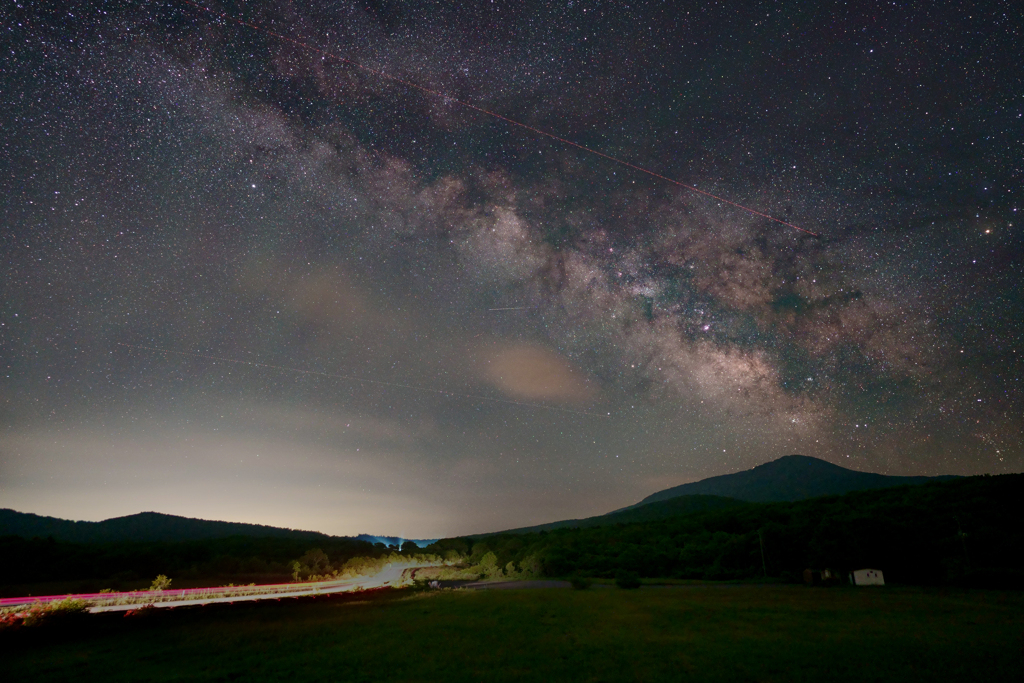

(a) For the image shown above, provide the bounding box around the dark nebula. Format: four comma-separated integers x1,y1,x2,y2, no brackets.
1,1,1020,536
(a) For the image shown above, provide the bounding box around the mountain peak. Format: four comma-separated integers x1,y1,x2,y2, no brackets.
636,455,956,506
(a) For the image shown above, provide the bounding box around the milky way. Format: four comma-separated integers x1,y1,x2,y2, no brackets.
1,1,1021,536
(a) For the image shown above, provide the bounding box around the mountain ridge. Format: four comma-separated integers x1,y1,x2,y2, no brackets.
630,454,959,507
0,509,435,546
482,454,960,536
2,456,960,543
482,494,746,536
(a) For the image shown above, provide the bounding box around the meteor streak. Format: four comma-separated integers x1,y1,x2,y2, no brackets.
117,343,608,417
179,1,818,237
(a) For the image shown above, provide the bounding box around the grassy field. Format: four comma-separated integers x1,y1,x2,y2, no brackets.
3,584,1022,682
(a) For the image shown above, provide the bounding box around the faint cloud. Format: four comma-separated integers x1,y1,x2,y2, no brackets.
236,258,403,336
477,342,598,404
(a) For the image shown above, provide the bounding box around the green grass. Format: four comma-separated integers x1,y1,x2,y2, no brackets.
3,585,1022,682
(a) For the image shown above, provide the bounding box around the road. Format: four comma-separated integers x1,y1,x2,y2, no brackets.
6,562,441,614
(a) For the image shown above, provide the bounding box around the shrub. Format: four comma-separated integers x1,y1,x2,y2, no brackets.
1,598,89,629
519,554,542,578
149,574,172,591
124,604,158,618
570,575,592,590
615,570,641,589
47,597,89,614
0,611,22,631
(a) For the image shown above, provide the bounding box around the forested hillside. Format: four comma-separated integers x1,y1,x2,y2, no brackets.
488,495,746,535
430,474,1024,587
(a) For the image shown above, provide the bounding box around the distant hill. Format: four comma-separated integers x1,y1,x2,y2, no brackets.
0,509,439,546
0,509,333,544
631,454,959,507
355,534,440,547
0,509,440,547
487,495,746,536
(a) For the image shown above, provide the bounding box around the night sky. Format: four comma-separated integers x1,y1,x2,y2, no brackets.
2,1,1021,538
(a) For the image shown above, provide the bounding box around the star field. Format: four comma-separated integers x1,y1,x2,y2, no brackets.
1,0,1021,537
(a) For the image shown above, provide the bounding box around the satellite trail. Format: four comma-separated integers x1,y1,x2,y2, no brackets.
118,343,609,417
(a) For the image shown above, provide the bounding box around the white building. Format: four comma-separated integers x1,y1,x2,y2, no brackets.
850,568,885,586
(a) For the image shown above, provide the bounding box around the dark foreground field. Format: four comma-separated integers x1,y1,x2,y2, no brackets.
4,585,1022,682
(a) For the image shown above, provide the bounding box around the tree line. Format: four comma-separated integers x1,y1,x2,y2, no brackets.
423,474,1024,587
0,535,410,592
